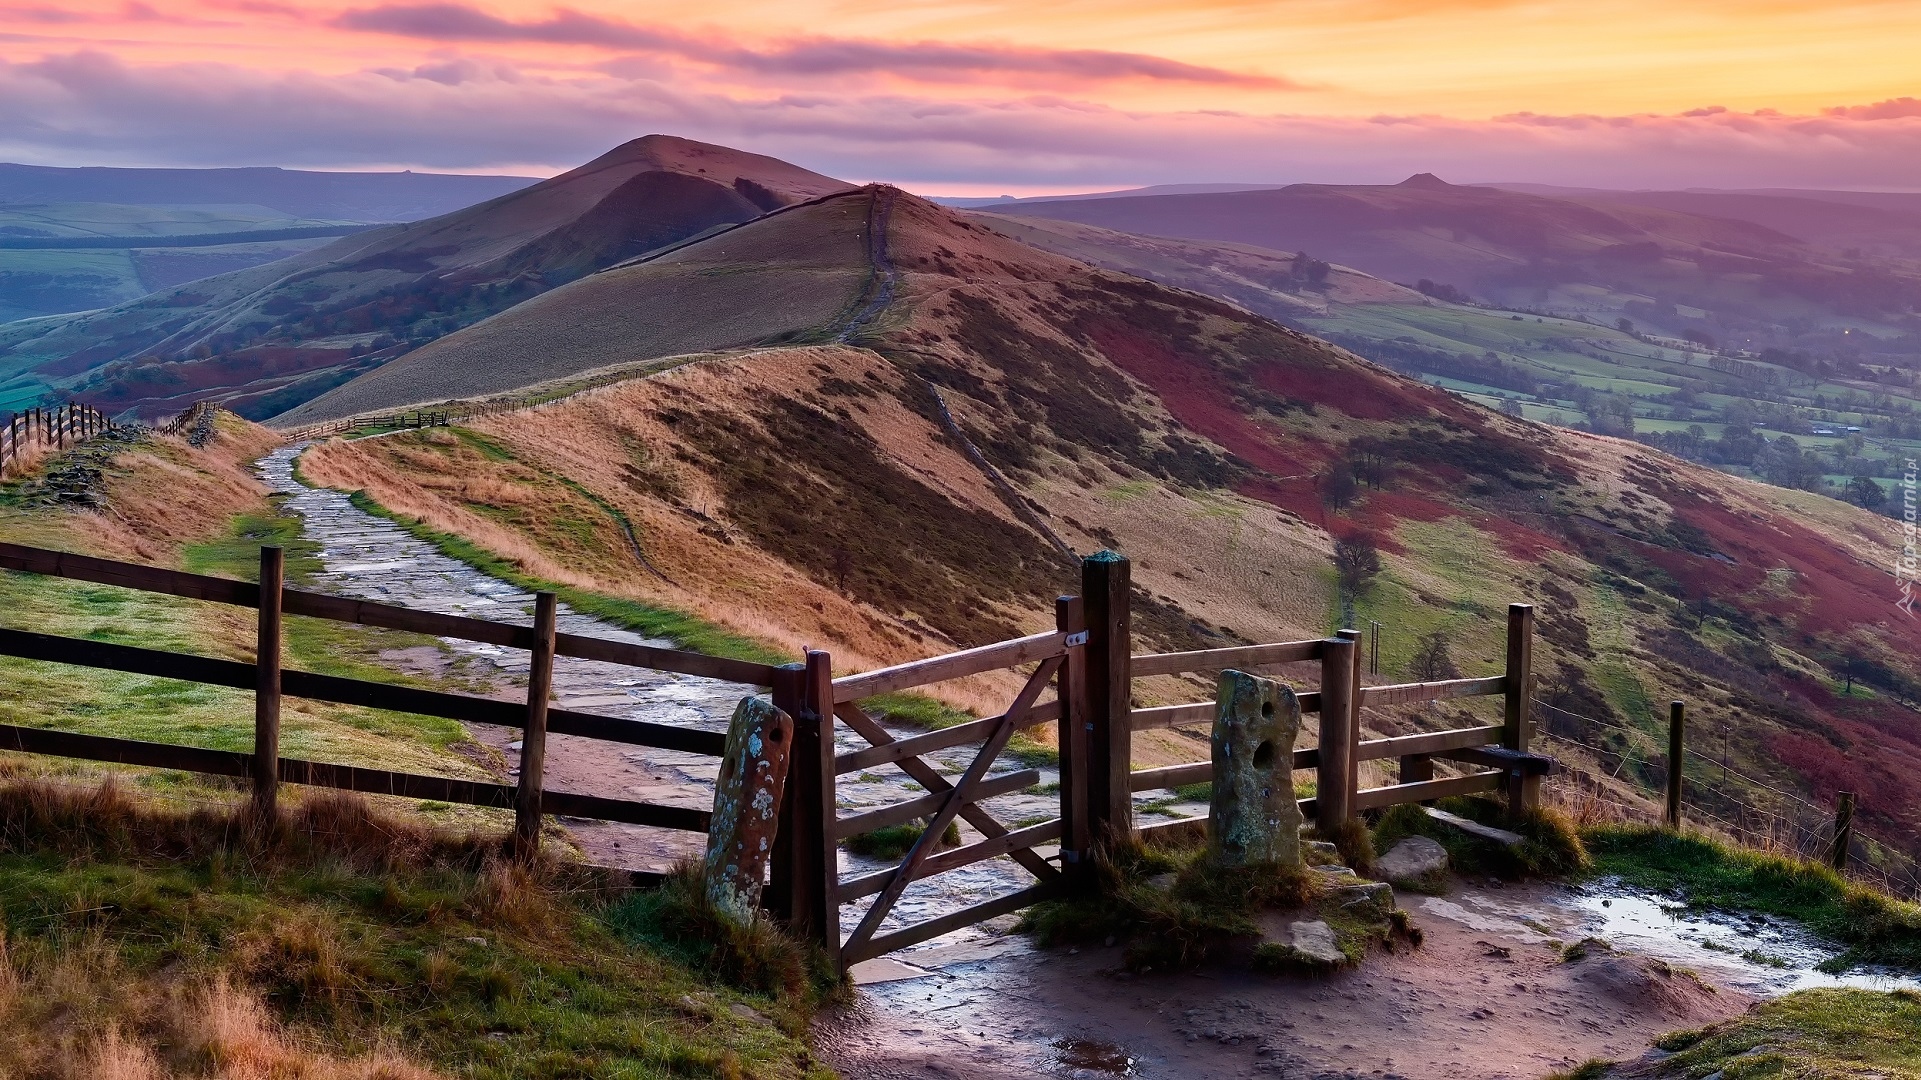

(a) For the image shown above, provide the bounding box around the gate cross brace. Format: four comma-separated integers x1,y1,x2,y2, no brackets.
841,656,1062,959
831,703,1062,884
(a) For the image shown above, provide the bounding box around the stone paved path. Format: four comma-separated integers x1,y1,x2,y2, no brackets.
257,442,1062,935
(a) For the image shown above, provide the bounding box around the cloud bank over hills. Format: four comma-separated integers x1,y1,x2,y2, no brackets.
3,47,1920,191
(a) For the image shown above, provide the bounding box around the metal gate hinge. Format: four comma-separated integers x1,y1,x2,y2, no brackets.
1063,631,1089,647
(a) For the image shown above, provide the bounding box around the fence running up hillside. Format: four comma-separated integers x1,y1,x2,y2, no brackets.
0,403,118,479
1536,699,1921,902
0,540,780,857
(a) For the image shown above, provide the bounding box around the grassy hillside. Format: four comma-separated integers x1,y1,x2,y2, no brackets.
983,207,1921,515
286,191,1917,848
276,190,877,424
0,137,851,421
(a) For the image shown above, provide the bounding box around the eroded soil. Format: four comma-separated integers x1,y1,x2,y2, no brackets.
816,881,1749,1080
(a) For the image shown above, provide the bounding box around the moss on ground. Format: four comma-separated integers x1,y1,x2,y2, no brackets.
1625,988,1921,1079
1586,825,1921,972
1012,835,1411,973
1371,796,1588,880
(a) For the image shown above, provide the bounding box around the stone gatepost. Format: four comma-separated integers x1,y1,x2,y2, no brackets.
1209,669,1304,867
703,697,794,923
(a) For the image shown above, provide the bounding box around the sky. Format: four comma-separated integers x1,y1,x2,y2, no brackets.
3,0,1920,192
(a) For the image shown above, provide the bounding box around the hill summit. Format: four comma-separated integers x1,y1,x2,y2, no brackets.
0,135,850,420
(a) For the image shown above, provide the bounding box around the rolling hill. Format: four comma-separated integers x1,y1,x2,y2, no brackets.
276,188,880,422
0,162,537,221
285,184,1918,858
988,175,1921,343
0,136,850,419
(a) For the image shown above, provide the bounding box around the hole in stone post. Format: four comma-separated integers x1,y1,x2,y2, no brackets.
768,726,786,744
1262,701,1275,718
1253,740,1275,769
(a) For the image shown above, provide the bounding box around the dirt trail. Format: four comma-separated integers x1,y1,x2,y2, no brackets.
815,881,1751,1080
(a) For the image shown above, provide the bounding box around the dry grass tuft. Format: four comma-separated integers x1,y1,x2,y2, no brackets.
0,777,509,874
79,1026,164,1080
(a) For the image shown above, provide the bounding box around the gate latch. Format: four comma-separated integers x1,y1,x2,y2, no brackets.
1063,631,1089,647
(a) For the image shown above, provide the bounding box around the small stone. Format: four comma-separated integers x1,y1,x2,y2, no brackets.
1287,920,1347,966
1375,836,1449,885
1334,881,1396,919
1313,865,1358,878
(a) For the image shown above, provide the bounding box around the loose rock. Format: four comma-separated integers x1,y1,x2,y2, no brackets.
1375,836,1449,885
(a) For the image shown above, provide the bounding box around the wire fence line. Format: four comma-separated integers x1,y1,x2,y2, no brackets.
1530,697,1921,903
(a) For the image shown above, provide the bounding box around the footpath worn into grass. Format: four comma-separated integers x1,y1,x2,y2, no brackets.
0,779,835,1080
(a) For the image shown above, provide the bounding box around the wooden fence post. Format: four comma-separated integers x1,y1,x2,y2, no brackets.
252,546,284,819
767,652,836,954
1665,700,1685,829
1503,603,1537,821
766,661,805,923
1055,594,1091,889
804,650,838,962
1316,635,1357,827
513,592,558,858
1830,791,1856,872
1082,551,1132,846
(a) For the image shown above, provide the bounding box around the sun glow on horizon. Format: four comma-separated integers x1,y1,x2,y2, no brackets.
1,0,1917,186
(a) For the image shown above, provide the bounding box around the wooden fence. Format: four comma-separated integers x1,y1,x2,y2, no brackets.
0,402,118,479
1076,555,1545,847
0,540,781,856
283,398,541,442
758,553,1548,969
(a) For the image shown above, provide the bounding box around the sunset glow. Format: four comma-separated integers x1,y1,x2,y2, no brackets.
4,0,1919,187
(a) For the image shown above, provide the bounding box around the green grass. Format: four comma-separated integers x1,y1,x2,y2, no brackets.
0,779,833,1079
857,692,974,729
1585,825,1921,971
1643,988,1921,1079
0,506,483,786
339,489,788,667
839,820,961,860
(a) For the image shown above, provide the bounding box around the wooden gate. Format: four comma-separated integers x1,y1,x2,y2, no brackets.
771,598,1089,971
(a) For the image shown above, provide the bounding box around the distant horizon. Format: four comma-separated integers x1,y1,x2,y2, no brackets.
5,154,1921,202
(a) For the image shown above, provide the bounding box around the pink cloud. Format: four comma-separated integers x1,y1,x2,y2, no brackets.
329,3,1303,88
2,49,1919,192
1828,97,1921,120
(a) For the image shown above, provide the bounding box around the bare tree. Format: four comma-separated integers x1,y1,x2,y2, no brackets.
1407,630,1461,682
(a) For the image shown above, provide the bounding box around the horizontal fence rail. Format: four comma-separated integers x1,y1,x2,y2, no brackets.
830,629,1068,702
0,542,779,687
0,541,761,844
1119,601,1548,829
